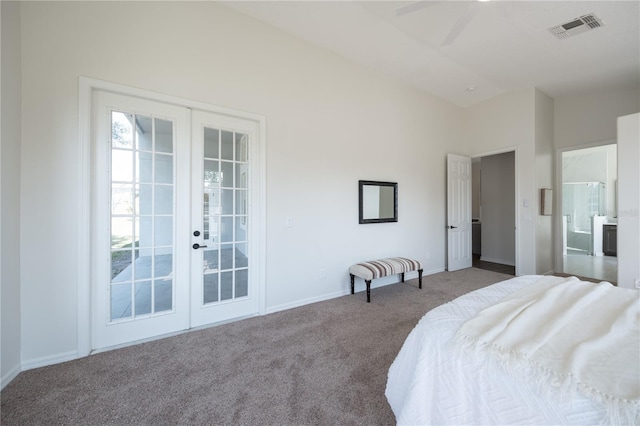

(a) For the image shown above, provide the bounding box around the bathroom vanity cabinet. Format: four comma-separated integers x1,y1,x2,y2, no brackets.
603,224,617,256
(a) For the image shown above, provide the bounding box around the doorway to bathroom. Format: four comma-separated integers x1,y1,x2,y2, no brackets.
560,144,618,283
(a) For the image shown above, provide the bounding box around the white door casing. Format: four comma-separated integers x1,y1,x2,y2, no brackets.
447,154,473,271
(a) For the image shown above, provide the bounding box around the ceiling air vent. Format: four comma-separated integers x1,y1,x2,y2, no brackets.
549,13,604,39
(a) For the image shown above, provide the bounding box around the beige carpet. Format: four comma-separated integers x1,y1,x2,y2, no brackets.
1,268,511,425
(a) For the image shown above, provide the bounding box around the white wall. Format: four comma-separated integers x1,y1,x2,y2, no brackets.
471,160,481,255
471,161,480,219
606,145,617,219
480,152,515,266
554,88,640,150
562,144,617,219
18,2,463,365
553,88,639,272
465,88,555,274
464,89,537,275
617,113,640,289
1,0,22,388
534,89,554,275
563,146,612,182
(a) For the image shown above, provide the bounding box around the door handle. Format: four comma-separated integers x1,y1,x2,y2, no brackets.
192,243,208,250
447,225,458,229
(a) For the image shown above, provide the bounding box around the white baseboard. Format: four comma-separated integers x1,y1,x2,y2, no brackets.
479,256,515,267
266,268,445,315
0,353,65,390
21,350,78,372
1,363,21,391
11,268,448,376
266,290,349,315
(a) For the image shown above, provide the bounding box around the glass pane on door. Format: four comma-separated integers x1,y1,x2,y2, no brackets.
201,127,250,305
110,111,175,321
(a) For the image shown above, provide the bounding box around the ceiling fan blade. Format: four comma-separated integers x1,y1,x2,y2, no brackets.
396,1,442,17
441,2,479,46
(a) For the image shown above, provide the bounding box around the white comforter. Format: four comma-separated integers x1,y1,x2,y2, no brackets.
385,275,638,425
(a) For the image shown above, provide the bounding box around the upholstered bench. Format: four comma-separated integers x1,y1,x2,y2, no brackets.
349,257,423,302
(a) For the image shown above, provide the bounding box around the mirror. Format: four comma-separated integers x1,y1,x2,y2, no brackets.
359,180,398,224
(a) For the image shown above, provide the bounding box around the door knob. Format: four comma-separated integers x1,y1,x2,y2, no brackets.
192,243,208,250
193,230,200,237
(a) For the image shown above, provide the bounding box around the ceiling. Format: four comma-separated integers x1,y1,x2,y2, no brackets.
224,1,640,107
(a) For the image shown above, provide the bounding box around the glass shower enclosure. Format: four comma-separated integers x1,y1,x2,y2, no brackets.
563,182,605,254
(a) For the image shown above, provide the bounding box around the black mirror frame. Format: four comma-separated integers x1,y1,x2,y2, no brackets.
358,180,398,224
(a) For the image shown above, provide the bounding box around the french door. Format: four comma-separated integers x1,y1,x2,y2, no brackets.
92,91,261,350
190,110,260,328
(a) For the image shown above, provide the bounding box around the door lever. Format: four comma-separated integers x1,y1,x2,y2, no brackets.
192,243,208,250
447,225,458,229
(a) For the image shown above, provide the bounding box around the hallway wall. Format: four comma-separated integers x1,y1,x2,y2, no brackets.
480,152,515,266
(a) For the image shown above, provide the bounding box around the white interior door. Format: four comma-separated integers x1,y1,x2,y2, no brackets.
92,91,191,350
447,154,473,271
190,110,260,327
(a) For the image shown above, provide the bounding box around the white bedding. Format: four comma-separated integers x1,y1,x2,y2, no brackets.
385,275,638,425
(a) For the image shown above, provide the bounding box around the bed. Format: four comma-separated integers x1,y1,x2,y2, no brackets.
385,275,640,425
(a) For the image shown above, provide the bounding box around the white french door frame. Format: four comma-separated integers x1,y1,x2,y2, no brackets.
78,77,266,356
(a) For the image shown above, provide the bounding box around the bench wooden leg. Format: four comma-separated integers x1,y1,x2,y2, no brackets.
418,269,423,289
350,274,355,294
366,280,371,303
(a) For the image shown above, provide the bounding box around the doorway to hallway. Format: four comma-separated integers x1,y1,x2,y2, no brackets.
470,151,516,276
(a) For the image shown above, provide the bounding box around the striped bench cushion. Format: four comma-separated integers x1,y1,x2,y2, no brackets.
349,257,422,281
